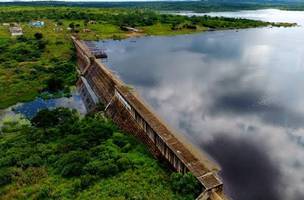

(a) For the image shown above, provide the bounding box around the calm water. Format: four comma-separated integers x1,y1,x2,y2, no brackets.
0,92,86,122
98,9,304,200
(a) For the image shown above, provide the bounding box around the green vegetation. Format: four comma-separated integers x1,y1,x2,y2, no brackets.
0,108,200,199
0,6,294,109
0,33,76,109
0,6,293,38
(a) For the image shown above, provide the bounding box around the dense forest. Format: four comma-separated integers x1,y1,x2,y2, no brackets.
0,108,201,199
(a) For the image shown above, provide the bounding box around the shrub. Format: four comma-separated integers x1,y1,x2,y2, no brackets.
69,22,75,29
57,135,89,152
117,157,132,171
170,172,201,197
31,108,78,129
34,32,43,40
57,21,63,26
14,167,47,186
112,132,128,148
45,77,64,92
22,154,43,168
31,109,60,128
36,184,53,200
16,35,28,42
0,168,13,186
37,40,47,50
84,160,119,177
80,175,97,189
54,151,88,177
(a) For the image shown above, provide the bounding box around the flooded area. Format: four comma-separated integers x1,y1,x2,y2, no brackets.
0,92,86,122
97,9,304,200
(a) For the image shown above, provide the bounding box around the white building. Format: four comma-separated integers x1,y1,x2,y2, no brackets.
9,26,23,36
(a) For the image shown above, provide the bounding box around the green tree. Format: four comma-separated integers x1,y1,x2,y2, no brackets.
31,108,78,129
55,151,89,177
34,32,43,40
45,77,64,92
69,22,75,29
0,168,13,186
31,109,60,128
171,172,201,197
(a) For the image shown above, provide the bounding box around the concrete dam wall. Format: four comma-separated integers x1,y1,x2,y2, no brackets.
72,36,229,200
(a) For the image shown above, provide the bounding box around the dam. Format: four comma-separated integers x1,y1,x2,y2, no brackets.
72,36,228,200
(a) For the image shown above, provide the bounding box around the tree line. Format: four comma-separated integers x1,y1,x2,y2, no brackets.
0,7,286,29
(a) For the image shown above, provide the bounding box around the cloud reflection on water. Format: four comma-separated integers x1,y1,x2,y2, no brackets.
101,10,304,200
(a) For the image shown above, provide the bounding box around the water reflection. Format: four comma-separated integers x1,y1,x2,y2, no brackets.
178,9,304,26
0,92,86,121
98,10,304,200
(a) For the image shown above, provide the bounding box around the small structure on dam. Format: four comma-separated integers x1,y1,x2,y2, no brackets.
84,41,108,59
72,36,229,200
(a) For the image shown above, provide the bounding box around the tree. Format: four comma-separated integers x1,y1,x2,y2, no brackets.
69,22,75,29
55,151,89,177
31,109,60,128
16,35,28,42
57,21,63,26
45,77,64,92
37,40,46,50
31,108,78,129
0,168,13,186
34,32,43,40
170,172,201,197
84,19,89,27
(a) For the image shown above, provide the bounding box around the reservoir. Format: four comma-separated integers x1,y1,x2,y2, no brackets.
98,9,304,200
